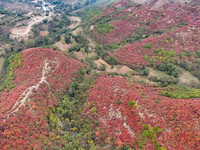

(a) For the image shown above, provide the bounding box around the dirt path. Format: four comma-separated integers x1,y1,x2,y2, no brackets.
72,27,83,35
5,58,59,120
10,11,53,41
85,34,96,51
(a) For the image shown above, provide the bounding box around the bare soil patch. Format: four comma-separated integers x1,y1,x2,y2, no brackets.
31,0,38,3
63,0,78,5
68,16,82,29
40,30,49,36
0,15,5,20
10,13,52,41
94,58,111,68
0,58,4,73
54,41,72,51
178,68,200,87
72,27,83,35
94,58,133,74
148,67,200,87
90,25,94,31
74,51,85,60
117,66,133,75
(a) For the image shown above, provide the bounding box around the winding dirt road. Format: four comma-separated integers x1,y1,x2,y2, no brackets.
10,10,53,41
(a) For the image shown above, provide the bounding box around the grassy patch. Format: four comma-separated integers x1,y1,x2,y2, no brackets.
160,86,200,99
0,52,23,92
143,43,152,49
137,124,166,149
95,23,114,34
0,57,5,72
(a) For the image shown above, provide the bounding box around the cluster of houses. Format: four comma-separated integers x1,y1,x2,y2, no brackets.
31,0,51,13
42,3,51,12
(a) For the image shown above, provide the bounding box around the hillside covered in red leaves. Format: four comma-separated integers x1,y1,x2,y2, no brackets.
113,22,200,66
87,75,200,149
89,0,200,45
0,49,84,149
88,0,200,68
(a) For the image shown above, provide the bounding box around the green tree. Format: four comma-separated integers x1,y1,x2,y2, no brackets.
25,39,36,48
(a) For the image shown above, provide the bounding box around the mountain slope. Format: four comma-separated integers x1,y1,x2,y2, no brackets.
113,22,200,66
87,75,200,149
88,0,199,44
0,48,84,149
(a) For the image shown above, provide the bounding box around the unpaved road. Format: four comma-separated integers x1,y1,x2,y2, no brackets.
10,12,53,41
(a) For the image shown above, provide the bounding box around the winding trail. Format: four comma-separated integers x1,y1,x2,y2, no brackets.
5,58,59,120
10,7,54,41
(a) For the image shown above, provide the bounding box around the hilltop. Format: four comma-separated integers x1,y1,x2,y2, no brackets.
0,48,83,149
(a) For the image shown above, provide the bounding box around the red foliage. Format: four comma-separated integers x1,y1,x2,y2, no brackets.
87,75,200,149
146,4,197,32
90,20,136,44
0,48,84,149
113,22,200,66
90,1,200,45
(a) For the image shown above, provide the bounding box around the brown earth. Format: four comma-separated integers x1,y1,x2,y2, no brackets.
54,41,72,51
68,16,82,29
74,51,85,60
40,31,49,36
117,66,133,74
10,13,53,41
